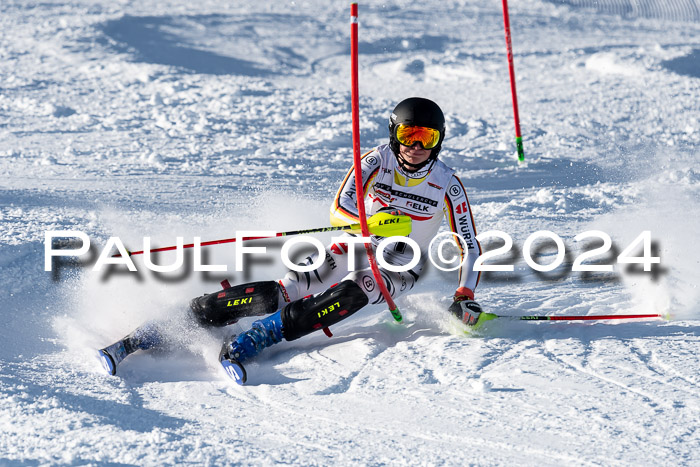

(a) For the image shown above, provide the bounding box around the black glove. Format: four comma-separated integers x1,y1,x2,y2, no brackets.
448,299,482,326
377,206,404,216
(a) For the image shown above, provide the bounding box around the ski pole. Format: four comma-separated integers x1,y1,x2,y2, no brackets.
501,0,524,161
350,2,402,323
114,212,411,257
483,313,667,322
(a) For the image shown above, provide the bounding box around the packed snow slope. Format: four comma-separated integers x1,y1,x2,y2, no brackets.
1,0,699,464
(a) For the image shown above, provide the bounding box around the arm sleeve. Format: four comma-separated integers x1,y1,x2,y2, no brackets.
330,150,381,226
443,174,481,297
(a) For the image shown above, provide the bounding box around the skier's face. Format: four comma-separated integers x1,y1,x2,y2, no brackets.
398,142,431,171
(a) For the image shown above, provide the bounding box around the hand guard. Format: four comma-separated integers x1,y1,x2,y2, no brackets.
448,299,482,326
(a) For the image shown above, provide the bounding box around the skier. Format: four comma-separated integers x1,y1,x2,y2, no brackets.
98,97,483,383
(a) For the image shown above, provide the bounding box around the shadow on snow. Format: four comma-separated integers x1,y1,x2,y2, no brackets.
100,15,268,76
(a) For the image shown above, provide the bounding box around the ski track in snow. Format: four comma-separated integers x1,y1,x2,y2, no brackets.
1,0,699,464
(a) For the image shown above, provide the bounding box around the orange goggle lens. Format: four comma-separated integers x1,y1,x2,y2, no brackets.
395,124,441,150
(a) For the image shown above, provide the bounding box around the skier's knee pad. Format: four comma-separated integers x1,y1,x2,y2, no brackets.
189,281,280,327
280,280,369,341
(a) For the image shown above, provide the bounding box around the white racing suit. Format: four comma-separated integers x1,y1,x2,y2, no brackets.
107,146,482,373
277,143,481,306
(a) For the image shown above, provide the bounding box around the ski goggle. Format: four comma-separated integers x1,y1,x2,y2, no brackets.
394,124,441,150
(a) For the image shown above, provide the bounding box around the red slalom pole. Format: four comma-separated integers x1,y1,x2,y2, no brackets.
501,0,525,161
350,3,402,322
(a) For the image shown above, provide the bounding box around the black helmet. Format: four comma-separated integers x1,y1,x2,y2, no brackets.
389,97,445,172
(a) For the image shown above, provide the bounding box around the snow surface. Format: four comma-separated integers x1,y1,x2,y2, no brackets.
1,0,699,464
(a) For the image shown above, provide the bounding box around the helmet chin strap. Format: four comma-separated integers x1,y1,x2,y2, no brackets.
397,152,437,175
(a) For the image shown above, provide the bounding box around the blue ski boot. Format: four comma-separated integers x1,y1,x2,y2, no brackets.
219,311,284,385
97,322,164,375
